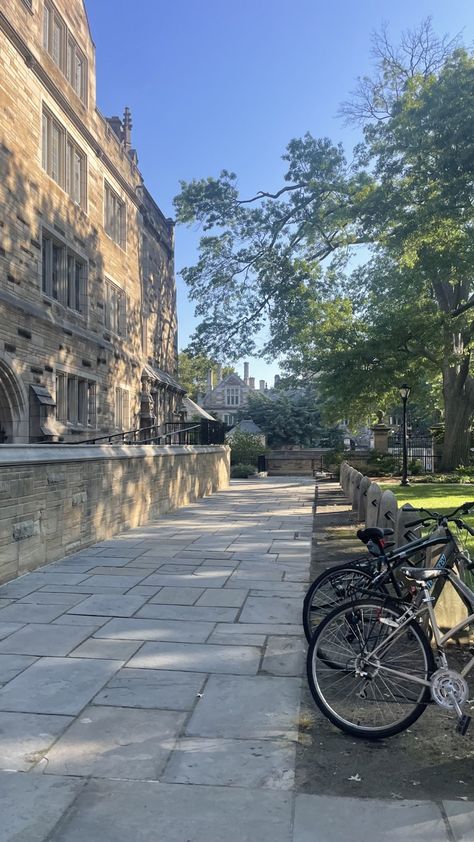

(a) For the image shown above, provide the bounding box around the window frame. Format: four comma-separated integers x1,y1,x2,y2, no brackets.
56,369,97,428
41,228,87,315
225,386,240,407
114,386,130,431
105,278,127,337
43,1,88,104
104,182,126,249
42,106,88,210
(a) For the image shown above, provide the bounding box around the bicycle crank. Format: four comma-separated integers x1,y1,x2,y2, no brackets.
430,669,471,735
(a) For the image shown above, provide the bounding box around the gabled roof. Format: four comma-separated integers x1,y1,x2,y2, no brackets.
216,372,247,388
183,396,214,420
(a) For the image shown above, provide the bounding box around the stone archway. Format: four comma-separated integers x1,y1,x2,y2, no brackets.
0,355,28,443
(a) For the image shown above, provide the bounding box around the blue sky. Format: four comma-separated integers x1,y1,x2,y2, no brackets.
86,0,473,385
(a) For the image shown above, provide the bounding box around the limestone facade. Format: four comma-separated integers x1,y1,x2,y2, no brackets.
0,0,182,443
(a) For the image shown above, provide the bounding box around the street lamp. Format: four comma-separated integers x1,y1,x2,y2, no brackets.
399,384,411,486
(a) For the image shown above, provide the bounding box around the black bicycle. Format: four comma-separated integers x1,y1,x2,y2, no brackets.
303,503,474,641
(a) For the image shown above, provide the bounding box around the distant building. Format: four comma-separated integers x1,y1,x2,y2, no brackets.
0,0,182,442
226,418,266,446
199,361,278,426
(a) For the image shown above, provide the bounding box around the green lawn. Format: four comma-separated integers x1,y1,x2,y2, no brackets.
380,483,474,554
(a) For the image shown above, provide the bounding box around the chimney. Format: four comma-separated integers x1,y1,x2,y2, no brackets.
216,364,222,383
123,107,132,152
106,116,123,141
274,374,280,387
249,377,255,390
243,362,249,385
259,380,266,392
207,368,214,392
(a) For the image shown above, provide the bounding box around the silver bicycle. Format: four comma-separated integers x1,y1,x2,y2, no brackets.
306,537,474,739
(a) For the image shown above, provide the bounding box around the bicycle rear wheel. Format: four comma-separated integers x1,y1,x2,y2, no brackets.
303,564,384,642
307,599,434,739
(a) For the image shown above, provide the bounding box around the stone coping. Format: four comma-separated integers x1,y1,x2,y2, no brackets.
0,444,230,467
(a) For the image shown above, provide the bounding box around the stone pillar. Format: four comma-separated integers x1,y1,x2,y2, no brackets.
371,412,390,453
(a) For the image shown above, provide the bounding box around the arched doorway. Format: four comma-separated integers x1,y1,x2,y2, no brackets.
0,355,28,443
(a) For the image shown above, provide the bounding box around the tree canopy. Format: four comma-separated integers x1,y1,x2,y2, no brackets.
177,351,235,401
174,22,474,468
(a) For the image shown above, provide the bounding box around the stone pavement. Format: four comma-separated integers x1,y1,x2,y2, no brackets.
0,477,472,841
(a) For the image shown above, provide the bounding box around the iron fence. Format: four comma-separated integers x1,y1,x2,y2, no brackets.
69,419,227,446
387,434,435,473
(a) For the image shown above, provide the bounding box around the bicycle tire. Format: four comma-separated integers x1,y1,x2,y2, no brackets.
306,598,434,739
303,563,386,642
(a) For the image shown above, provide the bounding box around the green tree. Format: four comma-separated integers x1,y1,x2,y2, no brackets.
174,24,474,469
242,388,324,447
227,430,265,466
177,351,234,401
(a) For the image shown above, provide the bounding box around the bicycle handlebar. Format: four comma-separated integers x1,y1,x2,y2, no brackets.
403,502,474,528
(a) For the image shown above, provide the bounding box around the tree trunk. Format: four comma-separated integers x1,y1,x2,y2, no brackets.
440,364,474,471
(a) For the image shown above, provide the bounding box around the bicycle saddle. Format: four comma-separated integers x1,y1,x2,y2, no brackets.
357,527,394,544
401,567,447,581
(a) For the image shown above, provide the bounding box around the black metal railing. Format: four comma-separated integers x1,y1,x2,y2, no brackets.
70,419,227,446
387,434,435,473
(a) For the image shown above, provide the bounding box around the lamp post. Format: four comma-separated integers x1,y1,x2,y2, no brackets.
399,384,411,486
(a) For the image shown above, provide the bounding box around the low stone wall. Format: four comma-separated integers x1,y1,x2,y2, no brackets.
267,449,330,476
0,444,230,584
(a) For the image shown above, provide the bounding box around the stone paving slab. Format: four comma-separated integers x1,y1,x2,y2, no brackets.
162,737,296,789
0,653,37,684
68,638,142,661
149,586,203,604
67,594,149,616
0,771,84,842
0,711,73,770
186,674,301,738
17,592,89,606
141,572,231,588
52,614,110,628
0,621,25,639
293,795,450,841
128,641,261,675
42,705,186,780
0,623,98,656
0,657,120,714
93,667,206,710
48,779,293,842
215,622,303,636
94,617,215,643
196,588,248,607
134,603,238,623
239,596,302,625
443,801,474,842
261,636,305,676
0,604,65,623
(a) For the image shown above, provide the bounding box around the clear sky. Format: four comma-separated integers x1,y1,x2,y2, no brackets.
86,0,473,386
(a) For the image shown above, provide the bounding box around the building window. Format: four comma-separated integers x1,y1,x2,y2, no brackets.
225,387,240,406
104,183,126,248
66,36,86,101
105,278,126,336
42,232,86,313
115,387,130,430
43,1,87,103
42,107,87,208
56,371,96,427
66,138,86,207
224,414,236,426
42,108,65,188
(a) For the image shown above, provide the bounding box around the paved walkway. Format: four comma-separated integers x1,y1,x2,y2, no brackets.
0,478,471,841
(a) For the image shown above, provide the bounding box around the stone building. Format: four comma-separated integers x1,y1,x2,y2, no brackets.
200,362,276,426
0,0,182,443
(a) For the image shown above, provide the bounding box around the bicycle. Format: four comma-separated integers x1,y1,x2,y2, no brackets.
302,502,474,641
306,514,474,740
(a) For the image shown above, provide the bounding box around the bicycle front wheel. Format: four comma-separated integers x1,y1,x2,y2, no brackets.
303,564,383,642
307,599,434,739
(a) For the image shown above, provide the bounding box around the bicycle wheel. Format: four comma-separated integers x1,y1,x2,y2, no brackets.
303,564,384,642
307,599,434,739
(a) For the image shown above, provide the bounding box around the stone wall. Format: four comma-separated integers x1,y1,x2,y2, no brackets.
0,444,230,583
267,449,330,476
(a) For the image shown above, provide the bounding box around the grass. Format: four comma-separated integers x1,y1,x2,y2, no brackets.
380,483,474,554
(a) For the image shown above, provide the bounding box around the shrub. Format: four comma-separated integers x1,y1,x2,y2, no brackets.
230,463,258,478
227,430,266,466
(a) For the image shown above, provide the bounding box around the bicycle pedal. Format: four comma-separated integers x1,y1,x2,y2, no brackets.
456,714,471,736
